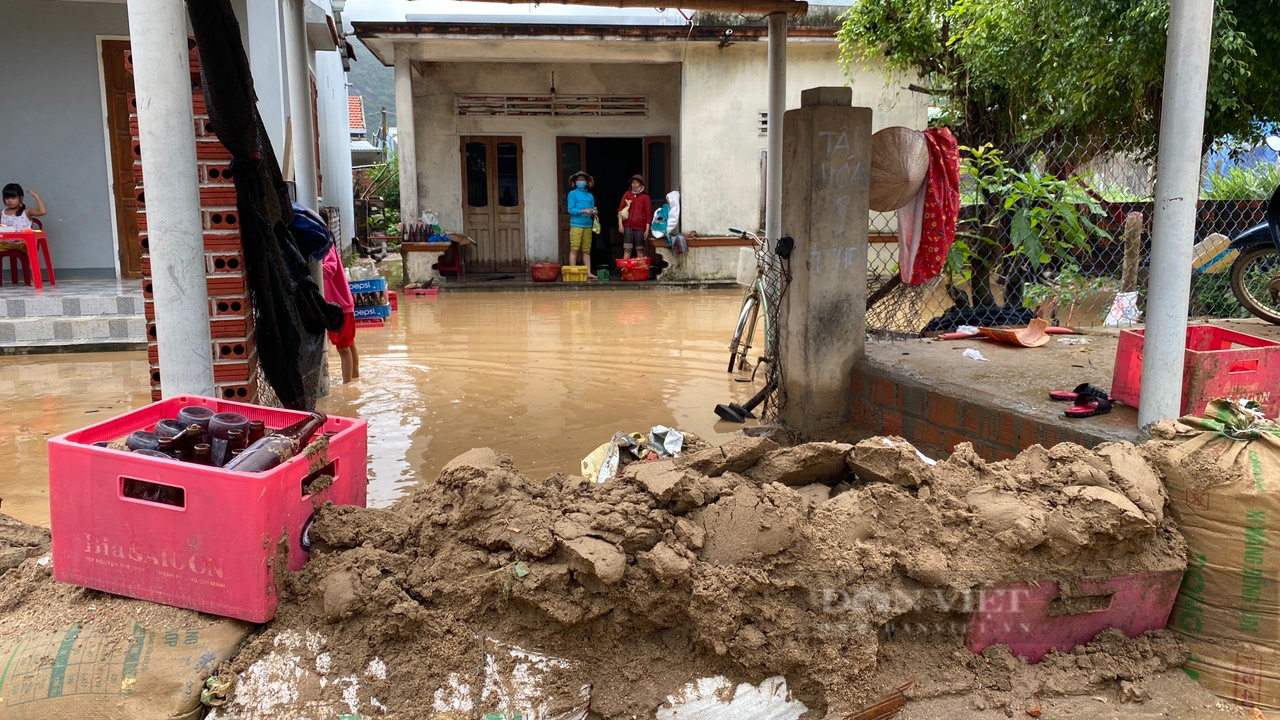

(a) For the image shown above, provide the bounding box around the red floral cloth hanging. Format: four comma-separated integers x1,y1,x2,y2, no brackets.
901,127,960,286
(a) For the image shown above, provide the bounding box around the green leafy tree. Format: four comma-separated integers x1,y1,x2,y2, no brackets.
839,0,1278,161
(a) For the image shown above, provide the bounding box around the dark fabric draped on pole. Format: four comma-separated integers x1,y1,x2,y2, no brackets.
187,0,342,410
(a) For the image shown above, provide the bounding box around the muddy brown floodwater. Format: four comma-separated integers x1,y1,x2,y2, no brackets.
0,288,760,527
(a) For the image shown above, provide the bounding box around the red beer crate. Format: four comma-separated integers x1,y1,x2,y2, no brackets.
1111,325,1280,417
48,396,368,623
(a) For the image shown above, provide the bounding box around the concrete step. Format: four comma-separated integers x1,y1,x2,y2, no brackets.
0,294,146,319
0,315,147,346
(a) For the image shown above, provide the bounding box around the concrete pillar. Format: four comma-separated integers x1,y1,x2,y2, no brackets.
246,0,289,165
1138,0,1216,429
765,13,786,242
778,88,871,433
394,47,420,223
284,0,318,208
127,0,214,397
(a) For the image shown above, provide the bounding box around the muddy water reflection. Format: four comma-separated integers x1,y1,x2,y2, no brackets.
322,289,758,508
0,352,153,527
0,289,759,526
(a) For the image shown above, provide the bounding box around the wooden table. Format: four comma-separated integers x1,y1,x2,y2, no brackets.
0,229,49,290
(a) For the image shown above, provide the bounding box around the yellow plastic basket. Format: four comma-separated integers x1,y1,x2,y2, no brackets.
561,265,589,283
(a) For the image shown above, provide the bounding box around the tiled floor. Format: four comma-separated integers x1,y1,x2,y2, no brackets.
0,278,146,349
0,278,142,300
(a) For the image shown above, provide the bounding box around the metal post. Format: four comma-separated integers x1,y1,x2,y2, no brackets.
1138,0,1216,429
765,12,786,242
127,0,213,397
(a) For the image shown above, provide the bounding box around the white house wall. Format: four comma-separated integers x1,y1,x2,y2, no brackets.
0,0,130,275
413,61,681,264
247,0,291,164
680,42,929,236
316,50,357,245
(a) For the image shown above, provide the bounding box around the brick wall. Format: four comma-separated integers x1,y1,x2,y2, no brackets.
849,363,1127,461
127,42,258,403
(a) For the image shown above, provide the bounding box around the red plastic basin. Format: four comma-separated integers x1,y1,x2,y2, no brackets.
531,263,562,282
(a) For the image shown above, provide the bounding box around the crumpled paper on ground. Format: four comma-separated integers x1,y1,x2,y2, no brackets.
648,426,685,458
582,427,688,483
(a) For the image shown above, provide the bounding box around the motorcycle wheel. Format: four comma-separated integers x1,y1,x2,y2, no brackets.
1229,246,1280,325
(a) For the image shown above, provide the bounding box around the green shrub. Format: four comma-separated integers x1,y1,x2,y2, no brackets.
1203,163,1280,201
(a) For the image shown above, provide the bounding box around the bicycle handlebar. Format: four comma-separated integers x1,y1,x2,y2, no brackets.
728,227,765,248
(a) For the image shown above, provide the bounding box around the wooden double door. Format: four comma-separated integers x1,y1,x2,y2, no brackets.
460,136,526,273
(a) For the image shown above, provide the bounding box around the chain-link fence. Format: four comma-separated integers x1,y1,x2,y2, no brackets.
866,137,1279,337
760,236,791,422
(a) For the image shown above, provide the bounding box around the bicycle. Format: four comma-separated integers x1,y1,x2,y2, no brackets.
726,227,774,375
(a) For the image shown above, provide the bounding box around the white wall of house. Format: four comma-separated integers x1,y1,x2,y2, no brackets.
0,0,130,275
680,42,929,236
413,61,681,264
316,50,357,245
0,0,350,277
246,0,291,165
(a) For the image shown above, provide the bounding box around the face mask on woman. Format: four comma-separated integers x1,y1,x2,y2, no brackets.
576,181,587,189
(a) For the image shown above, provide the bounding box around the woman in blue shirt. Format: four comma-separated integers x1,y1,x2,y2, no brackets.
566,171,597,272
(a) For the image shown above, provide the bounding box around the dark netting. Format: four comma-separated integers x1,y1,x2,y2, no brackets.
188,0,342,410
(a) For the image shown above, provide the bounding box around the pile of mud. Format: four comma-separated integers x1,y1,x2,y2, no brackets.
221,437,1188,718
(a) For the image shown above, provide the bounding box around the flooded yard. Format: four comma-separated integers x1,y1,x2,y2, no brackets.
0,288,759,527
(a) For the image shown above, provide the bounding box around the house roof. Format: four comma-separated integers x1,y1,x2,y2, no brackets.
457,0,807,16
355,21,834,39
354,21,837,65
349,96,366,132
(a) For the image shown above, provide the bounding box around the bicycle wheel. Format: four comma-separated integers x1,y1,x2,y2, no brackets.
1229,246,1280,325
728,295,760,373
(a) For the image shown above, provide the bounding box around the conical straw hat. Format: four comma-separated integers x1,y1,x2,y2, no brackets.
869,127,929,212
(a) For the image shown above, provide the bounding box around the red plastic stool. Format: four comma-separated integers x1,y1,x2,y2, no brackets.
433,241,465,280
0,250,30,285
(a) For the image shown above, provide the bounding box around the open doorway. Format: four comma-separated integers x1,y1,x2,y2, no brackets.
557,136,670,266
586,137,642,260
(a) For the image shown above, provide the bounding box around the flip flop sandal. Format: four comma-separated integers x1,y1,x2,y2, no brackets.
1065,395,1113,419
1049,383,1109,402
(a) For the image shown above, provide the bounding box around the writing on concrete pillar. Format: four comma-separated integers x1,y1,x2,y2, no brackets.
811,126,868,277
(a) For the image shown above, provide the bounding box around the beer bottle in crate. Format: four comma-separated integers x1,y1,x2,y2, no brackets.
178,406,215,443
247,420,266,444
209,412,251,467
223,412,327,473
126,431,161,452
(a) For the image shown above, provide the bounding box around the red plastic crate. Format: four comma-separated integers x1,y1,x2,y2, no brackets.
48,396,367,623
965,570,1182,663
1111,325,1280,417
621,266,650,282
